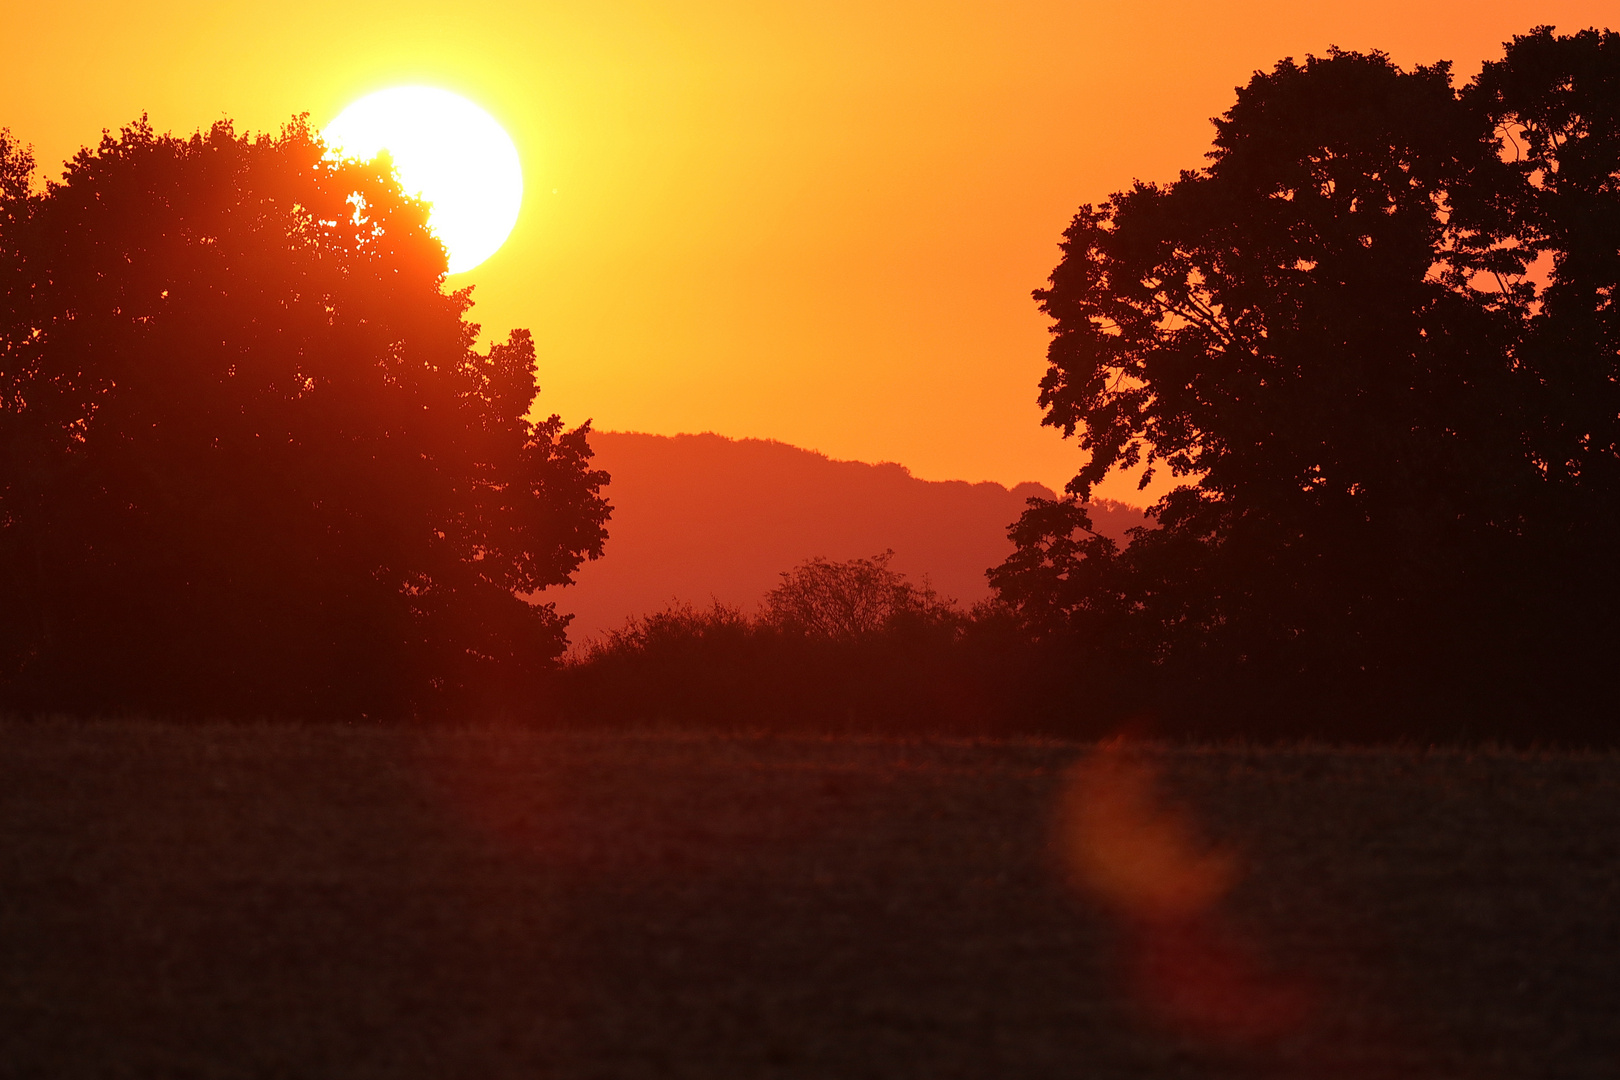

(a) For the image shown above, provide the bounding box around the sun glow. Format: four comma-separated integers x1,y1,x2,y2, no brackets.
323,87,523,275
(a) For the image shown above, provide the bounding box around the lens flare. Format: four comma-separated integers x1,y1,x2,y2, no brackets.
1056,740,1312,1047
1062,740,1236,920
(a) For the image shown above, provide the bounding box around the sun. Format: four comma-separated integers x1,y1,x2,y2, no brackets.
323,87,523,275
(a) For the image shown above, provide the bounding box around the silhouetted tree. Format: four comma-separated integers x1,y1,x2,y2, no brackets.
1469,28,1620,613
0,118,609,719
994,30,1620,730
761,551,956,640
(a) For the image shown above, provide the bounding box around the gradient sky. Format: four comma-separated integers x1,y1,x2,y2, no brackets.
7,2,1613,502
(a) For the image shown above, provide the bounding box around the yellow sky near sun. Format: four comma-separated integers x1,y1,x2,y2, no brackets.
6,1,1613,503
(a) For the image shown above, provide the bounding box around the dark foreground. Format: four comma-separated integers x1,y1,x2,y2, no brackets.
0,722,1615,1079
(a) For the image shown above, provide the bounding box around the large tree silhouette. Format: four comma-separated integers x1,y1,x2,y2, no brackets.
0,118,609,718
994,29,1620,726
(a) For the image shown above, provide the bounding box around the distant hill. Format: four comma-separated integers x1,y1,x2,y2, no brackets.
551,432,1148,641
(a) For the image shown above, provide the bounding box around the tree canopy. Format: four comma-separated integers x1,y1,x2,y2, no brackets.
993,28,1620,727
0,117,610,719
761,551,955,641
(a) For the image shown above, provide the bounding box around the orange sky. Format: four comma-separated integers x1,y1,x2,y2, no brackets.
6,2,1613,501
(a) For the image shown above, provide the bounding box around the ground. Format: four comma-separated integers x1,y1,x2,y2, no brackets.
0,721,1615,1078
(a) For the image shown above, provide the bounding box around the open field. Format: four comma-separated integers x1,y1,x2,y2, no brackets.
0,722,1616,1079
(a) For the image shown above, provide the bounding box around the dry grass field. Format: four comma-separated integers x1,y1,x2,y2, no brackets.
0,721,1615,1079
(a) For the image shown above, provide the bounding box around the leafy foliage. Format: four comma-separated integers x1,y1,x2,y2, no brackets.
760,550,957,640
0,118,609,718
994,31,1620,728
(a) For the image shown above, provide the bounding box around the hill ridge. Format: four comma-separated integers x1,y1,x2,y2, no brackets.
556,430,1146,639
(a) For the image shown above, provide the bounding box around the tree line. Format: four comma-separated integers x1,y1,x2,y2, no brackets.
3,26,1618,739
553,553,1101,737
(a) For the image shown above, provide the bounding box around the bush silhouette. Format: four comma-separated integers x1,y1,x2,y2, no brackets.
760,550,957,640
0,118,609,719
560,556,1107,737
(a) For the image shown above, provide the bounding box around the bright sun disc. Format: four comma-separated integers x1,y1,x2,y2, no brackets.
323,87,523,275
